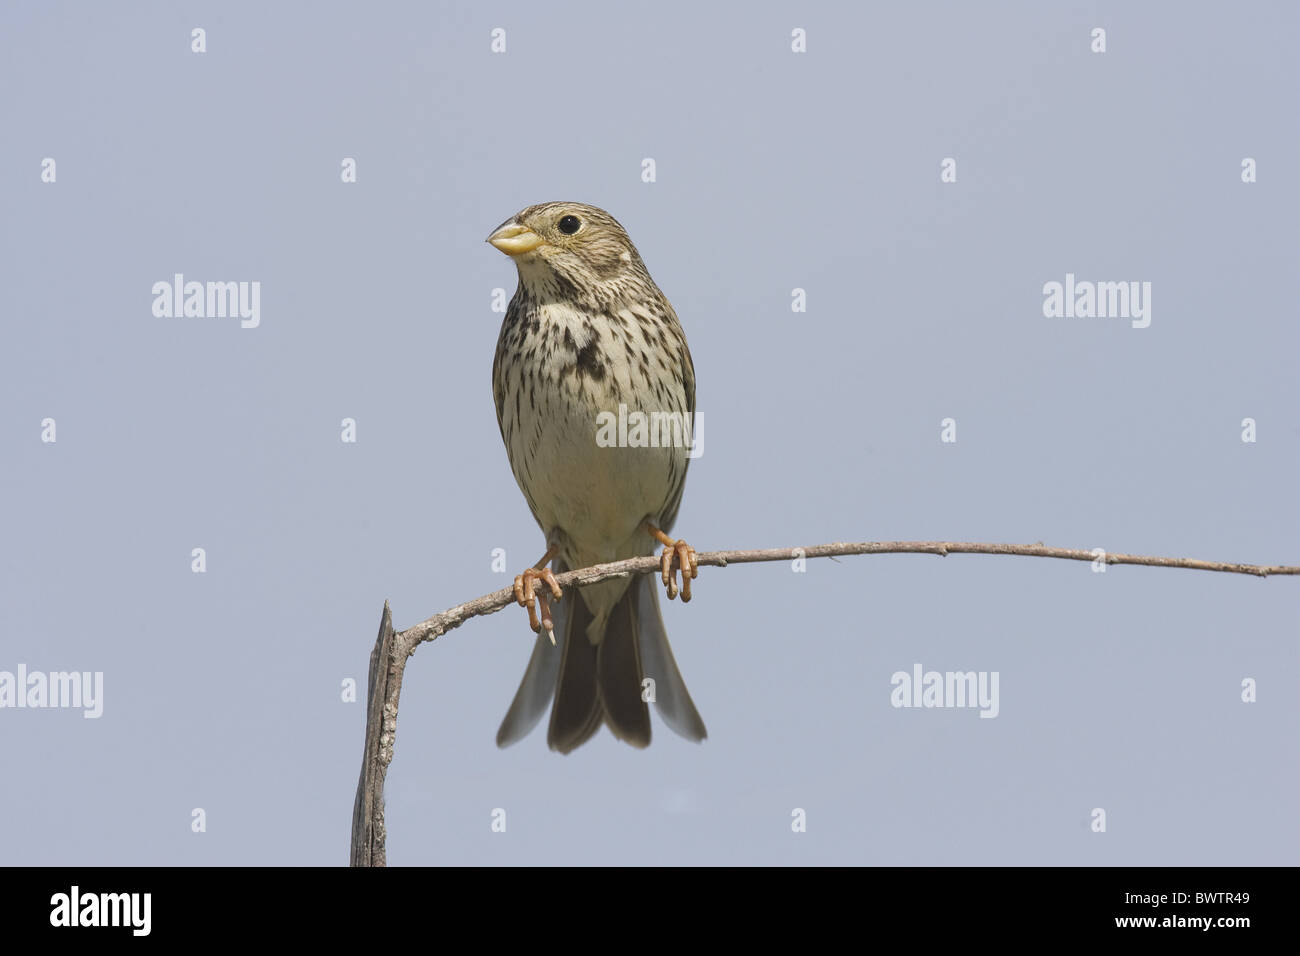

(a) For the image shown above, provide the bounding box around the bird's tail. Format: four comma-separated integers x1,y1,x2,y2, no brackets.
624,572,708,745
496,566,707,752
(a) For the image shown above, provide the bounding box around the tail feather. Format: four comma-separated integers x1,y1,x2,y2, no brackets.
547,590,603,753
633,573,707,742
497,566,706,752
596,586,651,748
496,561,574,748
496,630,565,748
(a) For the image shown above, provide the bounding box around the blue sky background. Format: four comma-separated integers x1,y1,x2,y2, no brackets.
1,1,1296,865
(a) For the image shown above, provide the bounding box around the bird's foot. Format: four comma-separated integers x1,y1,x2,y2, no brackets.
646,522,698,602
514,551,562,644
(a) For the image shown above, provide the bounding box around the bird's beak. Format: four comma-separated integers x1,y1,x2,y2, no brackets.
487,221,544,257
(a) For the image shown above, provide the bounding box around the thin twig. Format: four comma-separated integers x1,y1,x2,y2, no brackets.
349,539,1299,865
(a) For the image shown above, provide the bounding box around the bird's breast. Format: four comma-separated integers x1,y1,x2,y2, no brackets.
493,299,691,562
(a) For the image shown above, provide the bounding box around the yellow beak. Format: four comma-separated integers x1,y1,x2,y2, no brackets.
488,222,544,257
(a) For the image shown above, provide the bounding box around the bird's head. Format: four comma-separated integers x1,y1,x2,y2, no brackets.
487,201,649,303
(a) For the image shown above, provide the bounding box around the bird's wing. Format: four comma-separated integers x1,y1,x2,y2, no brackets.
657,301,695,534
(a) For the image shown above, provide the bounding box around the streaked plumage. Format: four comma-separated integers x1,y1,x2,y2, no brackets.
488,201,706,753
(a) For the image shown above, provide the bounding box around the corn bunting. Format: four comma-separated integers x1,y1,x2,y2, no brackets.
488,201,706,753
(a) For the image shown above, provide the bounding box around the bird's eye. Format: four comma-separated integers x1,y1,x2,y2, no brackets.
557,215,581,235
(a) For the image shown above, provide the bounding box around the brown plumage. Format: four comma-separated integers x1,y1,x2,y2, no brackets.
488,201,706,753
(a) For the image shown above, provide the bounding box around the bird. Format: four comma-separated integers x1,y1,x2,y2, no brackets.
488,201,707,753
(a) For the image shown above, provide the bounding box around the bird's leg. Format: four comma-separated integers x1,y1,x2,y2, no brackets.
513,546,563,644
645,522,698,602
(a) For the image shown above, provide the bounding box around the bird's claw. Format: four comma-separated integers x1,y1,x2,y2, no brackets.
514,566,563,643
645,521,698,602
658,539,698,602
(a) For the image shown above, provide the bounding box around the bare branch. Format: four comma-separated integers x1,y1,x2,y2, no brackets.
350,601,394,867
349,539,1299,865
